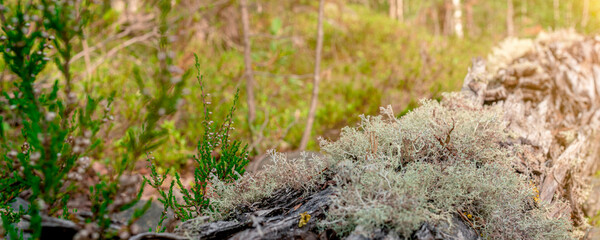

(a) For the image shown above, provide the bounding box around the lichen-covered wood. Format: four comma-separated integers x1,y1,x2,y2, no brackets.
168,31,600,240
9,30,599,240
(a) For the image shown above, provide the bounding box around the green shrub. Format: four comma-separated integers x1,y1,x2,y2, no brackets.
0,1,91,238
0,1,157,239
146,54,250,231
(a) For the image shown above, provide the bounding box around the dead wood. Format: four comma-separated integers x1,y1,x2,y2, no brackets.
463,30,600,228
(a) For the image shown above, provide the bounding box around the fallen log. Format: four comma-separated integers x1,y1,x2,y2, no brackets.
7,30,600,240
178,30,599,239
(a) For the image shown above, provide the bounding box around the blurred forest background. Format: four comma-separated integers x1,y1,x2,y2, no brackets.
1,0,600,238
2,0,600,168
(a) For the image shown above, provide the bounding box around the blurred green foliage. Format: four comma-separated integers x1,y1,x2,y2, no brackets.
0,0,597,237
2,0,599,199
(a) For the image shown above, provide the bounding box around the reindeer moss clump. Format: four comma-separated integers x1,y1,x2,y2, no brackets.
319,93,573,239
204,93,573,239
206,151,328,220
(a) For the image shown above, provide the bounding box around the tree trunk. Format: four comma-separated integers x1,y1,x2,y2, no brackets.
389,0,397,20
507,0,514,37
553,0,559,28
465,0,475,37
396,0,403,22
567,1,573,28
432,8,441,36
299,0,325,151
452,0,463,38
520,0,527,26
240,0,256,125
443,0,453,36
582,0,590,27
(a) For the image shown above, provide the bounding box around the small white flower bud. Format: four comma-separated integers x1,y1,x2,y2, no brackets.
170,76,181,84
8,150,17,158
157,52,166,60
45,111,56,121
167,65,183,74
30,151,41,161
72,146,82,154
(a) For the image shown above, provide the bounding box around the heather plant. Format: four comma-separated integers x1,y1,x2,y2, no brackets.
39,0,90,108
0,1,148,239
0,1,84,238
146,54,250,231
69,0,189,237
119,0,187,167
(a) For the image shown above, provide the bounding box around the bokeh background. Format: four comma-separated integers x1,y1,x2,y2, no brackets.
2,0,599,167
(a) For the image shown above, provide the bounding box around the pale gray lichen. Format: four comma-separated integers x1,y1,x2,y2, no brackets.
319,93,574,239
206,150,329,220
204,93,574,239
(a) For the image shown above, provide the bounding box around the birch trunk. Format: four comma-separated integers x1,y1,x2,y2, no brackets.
452,0,463,38
389,0,397,19
240,0,256,124
553,0,559,28
443,0,453,36
465,0,474,37
582,0,589,27
507,0,514,37
396,0,403,22
299,0,325,150
432,8,441,36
